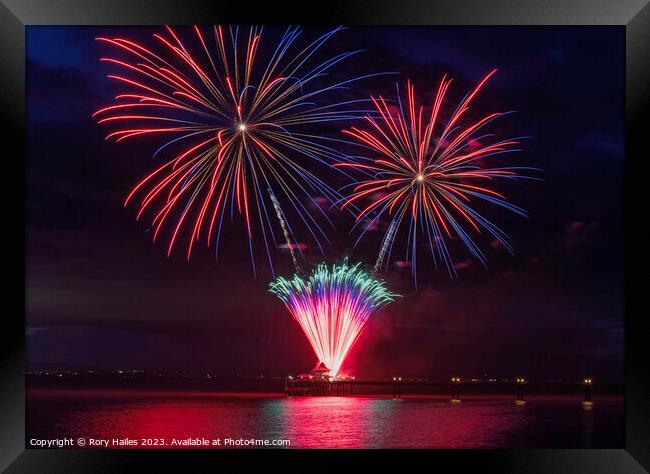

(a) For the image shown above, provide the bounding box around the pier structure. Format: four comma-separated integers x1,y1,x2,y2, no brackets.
284,362,354,396
515,377,527,401
583,378,593,401
450,377,462,401
284,373,596,402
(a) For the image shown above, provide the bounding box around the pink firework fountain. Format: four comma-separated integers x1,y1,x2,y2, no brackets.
269,259,397,376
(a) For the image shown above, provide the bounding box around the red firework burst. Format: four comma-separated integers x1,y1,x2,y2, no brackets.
94,26,374,274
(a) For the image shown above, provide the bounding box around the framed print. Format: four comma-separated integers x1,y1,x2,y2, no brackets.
2,0,649,471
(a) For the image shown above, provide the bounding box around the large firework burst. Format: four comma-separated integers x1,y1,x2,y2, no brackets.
269,259,396,376
94,26,376,274
337,70,533,282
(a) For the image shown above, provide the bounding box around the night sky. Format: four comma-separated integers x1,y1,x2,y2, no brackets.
26,26,624,382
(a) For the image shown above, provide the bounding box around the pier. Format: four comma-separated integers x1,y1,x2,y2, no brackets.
284,376,599,402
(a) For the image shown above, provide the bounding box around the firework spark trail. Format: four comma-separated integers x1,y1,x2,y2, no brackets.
269,188,300,273
269,259,396,376
94,25,382,274
374,216,399,273
336,70,536,283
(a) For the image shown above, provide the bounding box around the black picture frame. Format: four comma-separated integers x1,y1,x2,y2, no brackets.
2,0,648,471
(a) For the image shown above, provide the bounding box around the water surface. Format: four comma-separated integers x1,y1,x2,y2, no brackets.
27,390,624,448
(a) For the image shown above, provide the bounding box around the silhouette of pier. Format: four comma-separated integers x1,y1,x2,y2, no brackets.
284,376,598,402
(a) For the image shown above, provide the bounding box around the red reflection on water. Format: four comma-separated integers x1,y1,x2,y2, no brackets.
274,396,529,448
275,397,375,448
59,392,284,449
26,390,625,449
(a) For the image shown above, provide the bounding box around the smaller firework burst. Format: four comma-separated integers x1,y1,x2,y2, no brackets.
269,259,397,376
337,70,536,283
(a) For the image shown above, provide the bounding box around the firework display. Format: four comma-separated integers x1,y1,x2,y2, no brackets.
269,259,396,376
24,23,629,451
337,70,532,281
94,26,375,274
94,27,536,378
